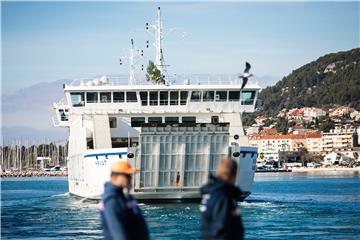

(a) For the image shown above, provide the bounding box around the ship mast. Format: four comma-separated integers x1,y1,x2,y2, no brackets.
119,38,143,85
154,7,166,76
146,7,168,83
129,39,136,85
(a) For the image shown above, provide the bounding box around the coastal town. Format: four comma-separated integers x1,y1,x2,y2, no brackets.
246,106,360,171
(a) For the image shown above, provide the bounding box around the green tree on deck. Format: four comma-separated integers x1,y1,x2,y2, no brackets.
146,60,165,85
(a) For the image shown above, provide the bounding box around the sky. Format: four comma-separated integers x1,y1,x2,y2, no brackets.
2,1,359,93
1,1,359,137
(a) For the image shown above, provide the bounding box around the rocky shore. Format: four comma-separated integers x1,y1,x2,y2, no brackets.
1,171,68,178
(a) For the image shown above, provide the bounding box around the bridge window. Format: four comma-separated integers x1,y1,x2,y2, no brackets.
113,92,124,102
165,117,179,124
170,91,179,105
59,109,68,121
70,92,85,107
149,91,158,106
211,116,219,123
190,91,202,102
215,91,227,102
100,92,111,103
126,92,137,102
180,91,188,105
148,117,162,123
203,91,214,102
109,117,117,128
160,91,168,105
229,91,240,101
241,91,256,105
182,116,196,123
140,92,148,106
131,117,145,127
86,92,98,103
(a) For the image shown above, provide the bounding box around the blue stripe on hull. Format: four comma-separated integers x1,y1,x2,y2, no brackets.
84,152,127,158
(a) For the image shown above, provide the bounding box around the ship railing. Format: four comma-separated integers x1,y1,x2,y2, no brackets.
52,115,60,127
53,98,69,108
66,74,258,87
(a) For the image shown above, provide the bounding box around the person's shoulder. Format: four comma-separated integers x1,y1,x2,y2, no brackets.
103,190,125,203
226,184,243,200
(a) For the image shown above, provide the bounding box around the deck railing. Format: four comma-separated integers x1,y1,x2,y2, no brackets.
67,74,258,87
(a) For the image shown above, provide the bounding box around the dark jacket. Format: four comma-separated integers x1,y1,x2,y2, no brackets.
100,182,149,240
200,176,244,240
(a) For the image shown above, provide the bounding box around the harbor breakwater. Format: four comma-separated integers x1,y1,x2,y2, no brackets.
1,171,68,178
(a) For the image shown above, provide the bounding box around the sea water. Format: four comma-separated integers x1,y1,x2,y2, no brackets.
1,173,360,239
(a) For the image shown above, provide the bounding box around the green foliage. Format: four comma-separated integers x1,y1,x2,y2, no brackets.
242,113,257,127
146,60,165,84
263,118,274,127
276,117,289,134
288,121,296,128
319,116,335,132
259,48,360,116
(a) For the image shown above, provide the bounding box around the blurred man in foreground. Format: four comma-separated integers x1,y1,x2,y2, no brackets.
200,158,244,240
100,161,149,240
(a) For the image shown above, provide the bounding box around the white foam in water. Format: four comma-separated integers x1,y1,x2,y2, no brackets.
50,192,70,198
240,201,279,208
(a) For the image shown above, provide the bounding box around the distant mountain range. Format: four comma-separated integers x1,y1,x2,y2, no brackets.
2,79,71,144
2,126,68,145
259,48,360,115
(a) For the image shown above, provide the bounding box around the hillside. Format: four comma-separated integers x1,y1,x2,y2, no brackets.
259,48,360,115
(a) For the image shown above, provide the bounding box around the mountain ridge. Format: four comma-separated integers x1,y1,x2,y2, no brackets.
259,48,360,115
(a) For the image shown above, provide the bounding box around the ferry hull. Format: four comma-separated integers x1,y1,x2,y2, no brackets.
67,146,257,202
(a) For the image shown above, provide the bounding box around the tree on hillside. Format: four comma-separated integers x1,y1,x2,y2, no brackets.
319,116,335,132
242,113,257,127
263,118,275,127
276,117,288,134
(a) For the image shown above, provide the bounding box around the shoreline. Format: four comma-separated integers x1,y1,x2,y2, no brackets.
291,167,360,173
2,167,360,178
1,171,68,178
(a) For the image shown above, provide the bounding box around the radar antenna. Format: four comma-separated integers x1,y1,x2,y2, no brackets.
119,39,144,85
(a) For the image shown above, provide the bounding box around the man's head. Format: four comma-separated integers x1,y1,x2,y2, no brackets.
110,161,138,188
216,158,238,185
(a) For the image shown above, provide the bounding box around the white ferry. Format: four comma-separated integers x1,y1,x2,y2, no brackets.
53,7,260,201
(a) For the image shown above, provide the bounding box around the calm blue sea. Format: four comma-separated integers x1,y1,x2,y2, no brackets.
1,173,360,239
